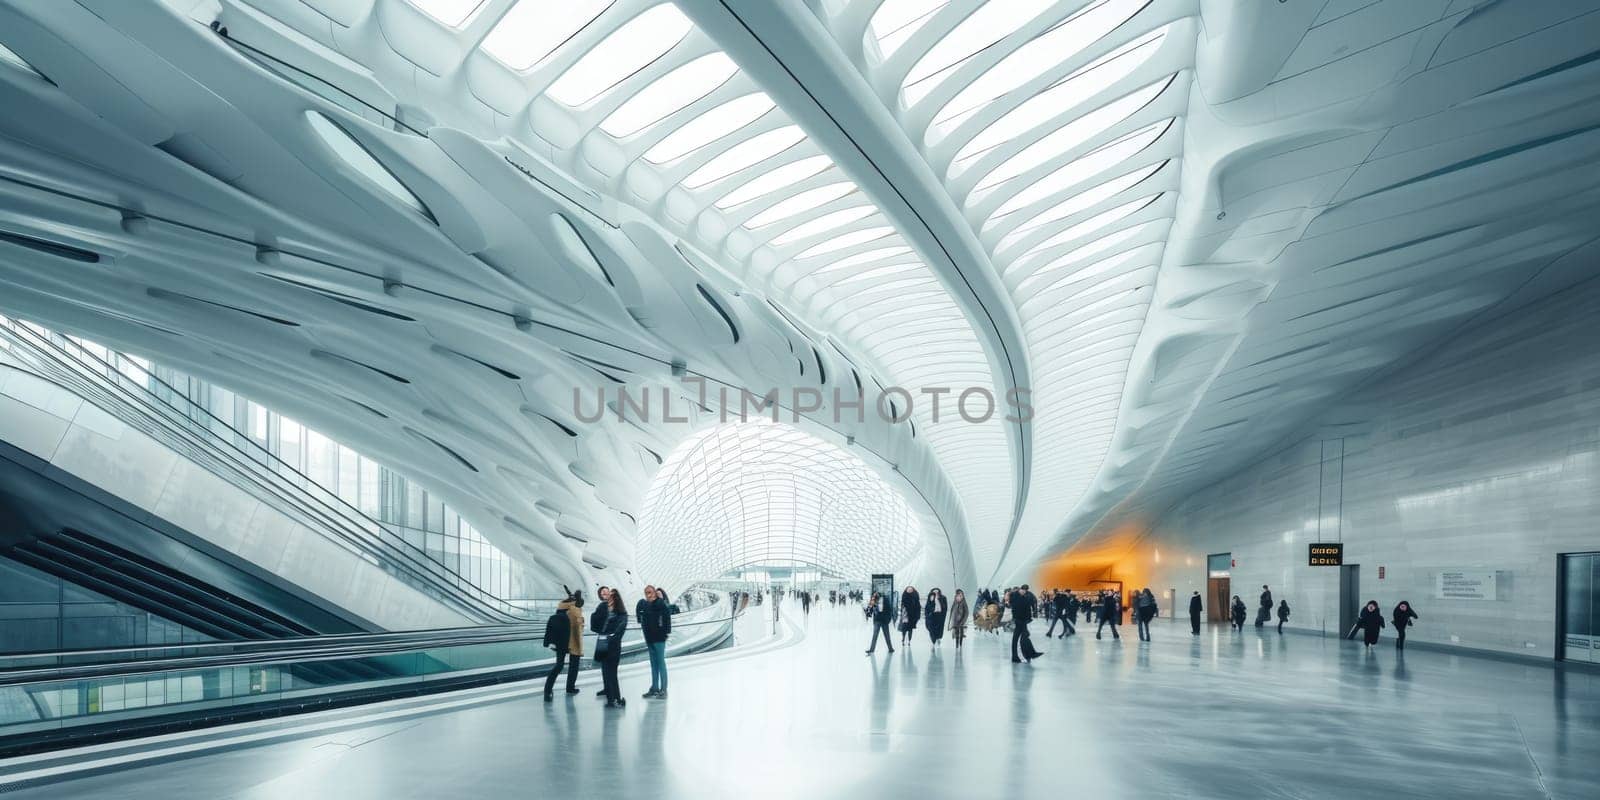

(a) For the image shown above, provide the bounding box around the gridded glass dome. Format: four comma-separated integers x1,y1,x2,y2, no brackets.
636,421,921,589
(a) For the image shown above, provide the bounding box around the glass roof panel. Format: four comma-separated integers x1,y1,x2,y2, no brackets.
600,52,738,137
932,0,1148,127
795,226,896,259
1019,194,1157,256
306,111,431,219
644,93,777,163
637,421,921,587
716,155,834,208
682,126,806,188
903,0,1053,106
771,206,878,246
811,245,915,276
868,0,948,60
545,4,692,106
997,161,1164,245
408,0,485,27
953,32,1169,163
987,120,1168,221
481,0,614,71
968,78,1169,191
743,182,859,229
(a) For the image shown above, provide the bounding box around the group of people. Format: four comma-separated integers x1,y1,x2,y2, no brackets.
863,587,972,653
1223,585,1292,633
1350,599,1421,649
543,583,677,709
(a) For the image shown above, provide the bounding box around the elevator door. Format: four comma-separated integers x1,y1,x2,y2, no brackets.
1558,553,1598,662
1339,565,1360,637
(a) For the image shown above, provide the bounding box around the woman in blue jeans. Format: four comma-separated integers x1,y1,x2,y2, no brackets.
640,585,672,699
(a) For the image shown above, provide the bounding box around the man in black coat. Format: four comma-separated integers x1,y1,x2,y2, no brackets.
1256,585,1273,628
1097,591,1121,640
1188,591,1203,635
1010,584,1043,662
865,592,896,655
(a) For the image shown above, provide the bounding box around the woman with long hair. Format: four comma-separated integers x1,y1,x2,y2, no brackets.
899,586,921,647
949,589,969,649
599,589,628,707
924,588,948,647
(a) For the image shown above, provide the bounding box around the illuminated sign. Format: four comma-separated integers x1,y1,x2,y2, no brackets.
1308,543,1344,566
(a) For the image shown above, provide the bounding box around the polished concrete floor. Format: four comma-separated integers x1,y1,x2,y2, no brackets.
5,606,1597,799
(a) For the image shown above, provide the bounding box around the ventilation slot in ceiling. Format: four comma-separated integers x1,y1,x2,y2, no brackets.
0,229,100,263
433,345,521,380
259,273,416,320
312,349,412,384
697,284,740,343
405,427,478,472
146,288,299,326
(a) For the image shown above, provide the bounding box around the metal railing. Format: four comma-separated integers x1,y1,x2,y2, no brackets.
0,320,545,622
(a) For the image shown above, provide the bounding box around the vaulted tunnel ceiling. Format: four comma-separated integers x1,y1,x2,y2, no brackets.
0,0,1597,591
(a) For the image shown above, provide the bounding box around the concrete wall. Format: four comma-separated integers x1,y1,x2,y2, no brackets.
1108,280,1600,660
0,360,470,632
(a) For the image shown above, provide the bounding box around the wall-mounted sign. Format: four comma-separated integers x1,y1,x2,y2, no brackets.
1436,570,1498,600
1308,543,1343,566
1378,566,1385,580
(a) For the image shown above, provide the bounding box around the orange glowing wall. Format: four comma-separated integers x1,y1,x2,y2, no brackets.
1031,519,1180,593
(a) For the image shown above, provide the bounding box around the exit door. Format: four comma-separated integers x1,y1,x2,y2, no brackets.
1339,565,1360,637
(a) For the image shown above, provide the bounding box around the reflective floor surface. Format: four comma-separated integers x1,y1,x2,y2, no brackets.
5,605,1597,799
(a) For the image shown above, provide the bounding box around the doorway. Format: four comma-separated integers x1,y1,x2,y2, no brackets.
1339,564,1360,638
1207,553,1231,623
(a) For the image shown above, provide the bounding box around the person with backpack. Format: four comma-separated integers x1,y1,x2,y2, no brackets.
590,586,610,698
641,585,672,699
1277,599,1291,634
598,589,628,708
544,589,584,701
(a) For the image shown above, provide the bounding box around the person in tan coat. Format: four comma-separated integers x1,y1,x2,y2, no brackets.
544,592,585,701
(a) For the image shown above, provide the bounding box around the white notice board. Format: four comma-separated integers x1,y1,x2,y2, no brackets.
1435,570,1498,600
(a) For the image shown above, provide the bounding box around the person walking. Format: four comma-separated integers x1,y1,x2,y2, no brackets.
1256,585,1273,628
1135,588,1157,641
925,588,948,647
949,589,969,650
544,590,585,701
591,586,611,698
640,585,672,699
1230,595,1247,630
1061,593,1079,638
1350,600,1385,648
1188,590,1203,635
865,592,896,654
598,589,628,708
1276,599,1291,634
1046,590,1073,638
1391,601,1419,650
1010,584,1043,662
899,586,922,647
1096,591,1121,640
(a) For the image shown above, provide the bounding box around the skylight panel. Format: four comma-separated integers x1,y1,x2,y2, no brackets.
795,226,895,258
599,53,738,137
716,155,833,208
743,182,859,229
482,0,613,71
987,120,1168,220
1017,247,1148,294
954,35,1170,163
1014,212,1155,279
812,245,914,275
967,78,1169,191
683,126,806,188
408,0,485,27
869,0,949,60
902,0,1053,107
545,4,692,106
1020,195,1156,256
932,0,1149,127
644,93,777,163
771,207,877,246
997,161,1164,245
